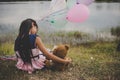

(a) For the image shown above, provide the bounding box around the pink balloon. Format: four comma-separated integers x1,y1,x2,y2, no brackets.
66,4,89,23
76,0,95,6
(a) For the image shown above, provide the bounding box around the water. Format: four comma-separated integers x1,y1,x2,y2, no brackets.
0,1,120,34
64,2,120,33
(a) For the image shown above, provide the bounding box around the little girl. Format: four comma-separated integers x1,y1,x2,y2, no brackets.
14,18,71,74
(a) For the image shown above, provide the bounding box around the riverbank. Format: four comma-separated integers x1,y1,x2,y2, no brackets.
0,42,120,80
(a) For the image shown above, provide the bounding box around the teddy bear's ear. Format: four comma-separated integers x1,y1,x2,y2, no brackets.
52,45,57,51
65,44,69,50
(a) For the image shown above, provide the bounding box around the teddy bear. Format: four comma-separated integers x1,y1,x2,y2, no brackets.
45,44,70,71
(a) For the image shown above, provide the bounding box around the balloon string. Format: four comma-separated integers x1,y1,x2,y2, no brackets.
40,0,66,21
40,8,67,21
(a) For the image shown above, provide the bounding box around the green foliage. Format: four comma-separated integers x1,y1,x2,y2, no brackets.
67,31,82,38
111,26,120,40
49,31,83,38
0,42,14,55
46,31,90,46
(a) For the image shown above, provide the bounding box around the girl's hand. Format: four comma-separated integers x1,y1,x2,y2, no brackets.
65,57,72,64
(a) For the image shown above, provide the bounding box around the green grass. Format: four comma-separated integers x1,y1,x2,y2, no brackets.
0,42,120,80
0,42,14,55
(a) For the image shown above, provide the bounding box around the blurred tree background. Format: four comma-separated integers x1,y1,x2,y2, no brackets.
111,26,120,51
0,0,120,2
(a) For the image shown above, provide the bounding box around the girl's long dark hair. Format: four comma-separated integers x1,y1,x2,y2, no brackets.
15,18,38,64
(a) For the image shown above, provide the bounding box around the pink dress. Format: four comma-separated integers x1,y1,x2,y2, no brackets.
15,48,46,73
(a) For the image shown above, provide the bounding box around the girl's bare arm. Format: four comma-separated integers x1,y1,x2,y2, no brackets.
36,37,71,64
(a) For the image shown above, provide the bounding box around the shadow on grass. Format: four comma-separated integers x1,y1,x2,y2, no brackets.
0,60,29,80
0,60,120,80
